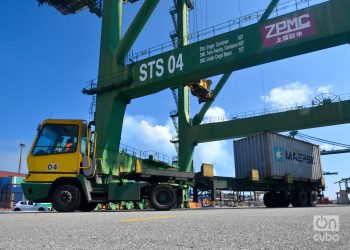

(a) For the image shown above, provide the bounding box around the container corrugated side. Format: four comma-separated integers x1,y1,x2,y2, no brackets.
234,133,270,179
234,132,322,181
267,133,322,180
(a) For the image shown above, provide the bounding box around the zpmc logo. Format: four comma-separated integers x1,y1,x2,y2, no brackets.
261,12,316,48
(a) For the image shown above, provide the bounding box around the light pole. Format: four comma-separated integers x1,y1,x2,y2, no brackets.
18,143,25,173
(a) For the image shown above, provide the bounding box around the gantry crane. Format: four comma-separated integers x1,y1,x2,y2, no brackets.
22,0,350,212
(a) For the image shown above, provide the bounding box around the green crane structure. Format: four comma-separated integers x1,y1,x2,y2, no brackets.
39,0,350,178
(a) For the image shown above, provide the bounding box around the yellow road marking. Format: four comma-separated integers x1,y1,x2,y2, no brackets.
18,218,34,221
121,215,176,223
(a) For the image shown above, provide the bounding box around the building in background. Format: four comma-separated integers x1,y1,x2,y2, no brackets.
0,171,26,209
335,177,350,205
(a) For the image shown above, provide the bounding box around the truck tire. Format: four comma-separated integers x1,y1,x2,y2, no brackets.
263,192,279,208
308,191,318,207
150,184,177,211
291,190,308,207
52,184,81,212
78,196,98,212
278,191,291,207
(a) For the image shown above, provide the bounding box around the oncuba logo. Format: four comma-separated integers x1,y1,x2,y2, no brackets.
273,146,314,164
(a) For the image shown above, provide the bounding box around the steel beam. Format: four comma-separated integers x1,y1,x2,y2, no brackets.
177,0,193,173
259,0,280,23
95,0,126,175
114,0,160,64
98,0,123,83
189,100,350,144
192,72,232,126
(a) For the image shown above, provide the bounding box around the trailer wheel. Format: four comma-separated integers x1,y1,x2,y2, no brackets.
150,184,177,211
263,192,279,208
308,191,318,207
52,184,81,212
291,190,308,207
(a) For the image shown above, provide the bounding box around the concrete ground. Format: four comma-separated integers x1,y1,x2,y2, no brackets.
0,206,349,249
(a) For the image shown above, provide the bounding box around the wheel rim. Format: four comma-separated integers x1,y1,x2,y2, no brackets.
156,190,171,205
58,191,73,206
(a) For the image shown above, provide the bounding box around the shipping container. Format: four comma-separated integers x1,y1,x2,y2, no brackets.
0,177,11,186
234,132,322,181
0,184,25,208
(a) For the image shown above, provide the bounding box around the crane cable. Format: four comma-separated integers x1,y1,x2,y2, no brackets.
295,133,350,149
237,0,242,19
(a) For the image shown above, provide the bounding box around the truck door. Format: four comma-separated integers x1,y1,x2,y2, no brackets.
29,123,81,178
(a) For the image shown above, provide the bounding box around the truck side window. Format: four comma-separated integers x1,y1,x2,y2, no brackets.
80,124,88,156
80,137,87,156
32,124,79,156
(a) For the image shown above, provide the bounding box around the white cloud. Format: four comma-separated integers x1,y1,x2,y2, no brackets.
261,82,312,106
317,85,334,94
194,140,234,176
122,114,176,156
204,106,226,118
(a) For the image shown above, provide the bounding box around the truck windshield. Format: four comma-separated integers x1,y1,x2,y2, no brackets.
32,124,79,156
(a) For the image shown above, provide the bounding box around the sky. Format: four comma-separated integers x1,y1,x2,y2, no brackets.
0,0,349,199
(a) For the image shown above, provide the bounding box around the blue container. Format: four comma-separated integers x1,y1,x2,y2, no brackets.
0,183,24,208
0,177,11,186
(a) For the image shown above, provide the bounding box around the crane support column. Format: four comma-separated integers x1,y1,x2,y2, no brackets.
177,0,193,173
95,0,161,176
95,0,125,175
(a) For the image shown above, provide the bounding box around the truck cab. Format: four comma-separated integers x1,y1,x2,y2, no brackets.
26,119,90,183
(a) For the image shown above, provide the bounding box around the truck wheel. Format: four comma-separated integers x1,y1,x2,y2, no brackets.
150,184,177,211
291,190,308,207
78,196,98,212
263,192,278,208
52,184,81,212
308,191,318,207
278,192,290,207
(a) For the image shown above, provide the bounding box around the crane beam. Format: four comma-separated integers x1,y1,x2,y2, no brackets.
189,100,350,143
87,0,350,100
